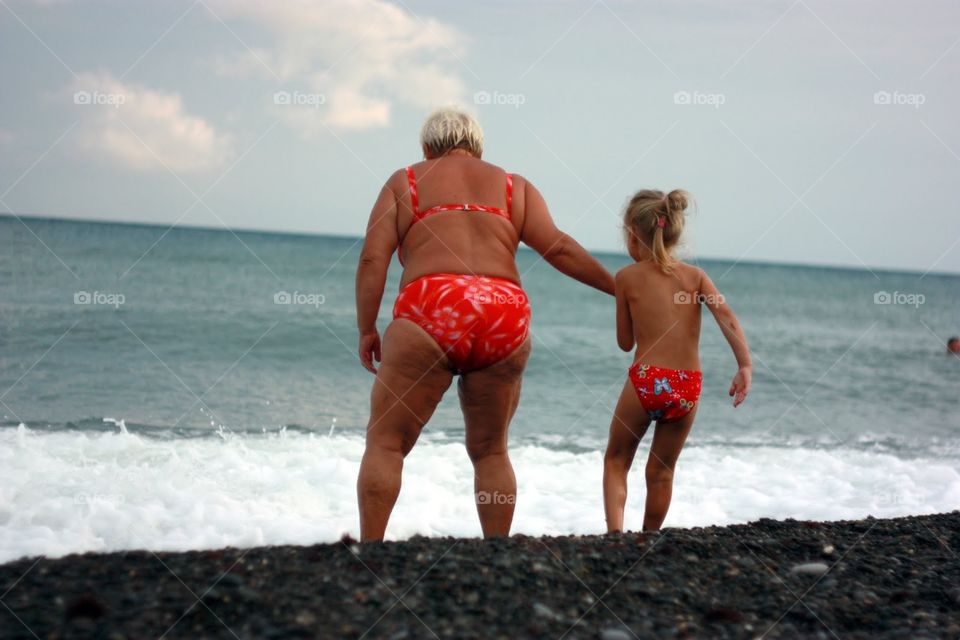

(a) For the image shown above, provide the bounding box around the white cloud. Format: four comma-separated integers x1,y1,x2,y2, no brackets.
68,72,232,173
206,0,466,131
0,129,13,146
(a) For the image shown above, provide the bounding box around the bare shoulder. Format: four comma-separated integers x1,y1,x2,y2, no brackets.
386,167,408,194
509,171,528,184
466,156,512,180
615,263,644,290
673,260,706,285
510,173,538,219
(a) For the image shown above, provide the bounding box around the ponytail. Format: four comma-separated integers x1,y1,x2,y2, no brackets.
652,191,676,273
622,188,690,274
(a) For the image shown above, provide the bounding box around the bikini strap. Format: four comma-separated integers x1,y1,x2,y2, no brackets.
505,172,513,216
405,166,420,217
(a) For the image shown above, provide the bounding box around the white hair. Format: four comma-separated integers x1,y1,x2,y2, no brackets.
419,106,484,158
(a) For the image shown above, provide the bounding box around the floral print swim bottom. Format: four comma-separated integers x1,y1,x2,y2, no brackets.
393,273,531,373
628,363,703,423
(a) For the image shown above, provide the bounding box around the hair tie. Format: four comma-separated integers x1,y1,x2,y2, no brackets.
656,216,666,229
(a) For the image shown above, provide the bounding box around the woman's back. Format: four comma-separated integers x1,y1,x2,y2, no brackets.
397,155,524,286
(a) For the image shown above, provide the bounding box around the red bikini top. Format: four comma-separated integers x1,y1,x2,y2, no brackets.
398,166,514,265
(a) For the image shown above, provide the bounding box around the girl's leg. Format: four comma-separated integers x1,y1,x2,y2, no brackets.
603,379,651,533
642,407,697,531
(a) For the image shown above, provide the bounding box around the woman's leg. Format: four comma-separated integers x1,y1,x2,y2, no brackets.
457,338,531,538
642,407,697,531
357,320,454,541
603,379,652,533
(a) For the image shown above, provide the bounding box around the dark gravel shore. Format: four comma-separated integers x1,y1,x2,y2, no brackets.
1,512,958,639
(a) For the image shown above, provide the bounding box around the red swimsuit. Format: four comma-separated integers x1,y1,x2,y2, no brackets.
397,166,512,266
628,363,702,422
393,167,530,373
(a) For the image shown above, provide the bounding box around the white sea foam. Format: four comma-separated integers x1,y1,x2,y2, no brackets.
1,424,958,564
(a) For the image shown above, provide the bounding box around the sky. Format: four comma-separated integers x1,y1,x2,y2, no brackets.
1,0,959,274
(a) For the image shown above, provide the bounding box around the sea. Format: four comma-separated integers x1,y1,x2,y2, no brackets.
1,215,958,563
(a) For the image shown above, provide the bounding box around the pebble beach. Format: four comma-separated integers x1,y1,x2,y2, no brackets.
1,511,957,639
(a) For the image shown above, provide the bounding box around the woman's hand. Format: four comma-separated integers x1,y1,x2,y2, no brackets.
359,330,382,374
729,366,752,407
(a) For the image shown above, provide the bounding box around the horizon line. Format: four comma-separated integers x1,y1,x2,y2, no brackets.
2,211,957,278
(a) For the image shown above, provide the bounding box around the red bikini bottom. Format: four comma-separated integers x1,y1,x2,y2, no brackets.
393,274,531,373
628,363,703,423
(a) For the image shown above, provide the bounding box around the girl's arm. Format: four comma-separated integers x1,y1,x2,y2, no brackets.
355,172,401,373
615,270,634,351
699,269,752,406
518,177,615,296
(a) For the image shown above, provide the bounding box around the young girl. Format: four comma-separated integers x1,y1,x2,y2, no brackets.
603,189,752,533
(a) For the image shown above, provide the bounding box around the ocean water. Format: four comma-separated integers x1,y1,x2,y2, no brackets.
1,215,958,563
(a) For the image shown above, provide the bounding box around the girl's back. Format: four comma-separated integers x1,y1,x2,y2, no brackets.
617,259,704,371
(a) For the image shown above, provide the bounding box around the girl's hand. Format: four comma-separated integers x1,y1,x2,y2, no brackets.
359,330,382,374
729,366,752,407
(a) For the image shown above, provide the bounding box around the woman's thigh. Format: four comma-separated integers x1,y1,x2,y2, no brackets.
366,319,454,453
458,338,531,456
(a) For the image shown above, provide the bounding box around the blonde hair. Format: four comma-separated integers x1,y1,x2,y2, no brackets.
623,189,691,273
420,106,484,158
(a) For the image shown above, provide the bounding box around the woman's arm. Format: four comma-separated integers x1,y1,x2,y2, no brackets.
355,172,401,373
518,177,615,295
699,269,752,406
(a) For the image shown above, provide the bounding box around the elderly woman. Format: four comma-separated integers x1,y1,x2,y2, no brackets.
355,107,614,541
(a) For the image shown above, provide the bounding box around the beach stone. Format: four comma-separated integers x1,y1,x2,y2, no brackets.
599,628,633,640
704,606,745,623
790,562,829,575
295,610,316,625
201,588,225,604
531,560,550,573
946,587,960,605
218,573,243,587
65,594,106,621
533,602,560,620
